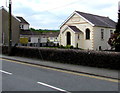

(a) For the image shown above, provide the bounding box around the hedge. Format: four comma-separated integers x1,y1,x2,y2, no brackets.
1,46,120,70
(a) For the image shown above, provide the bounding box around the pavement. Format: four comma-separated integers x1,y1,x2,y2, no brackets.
0,54,119,80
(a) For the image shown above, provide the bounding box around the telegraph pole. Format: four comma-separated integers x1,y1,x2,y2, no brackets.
8,0,12,55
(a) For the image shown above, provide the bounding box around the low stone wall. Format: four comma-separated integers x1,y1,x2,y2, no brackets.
1,46,120,70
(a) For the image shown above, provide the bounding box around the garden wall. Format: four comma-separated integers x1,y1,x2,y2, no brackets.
1,46,120,70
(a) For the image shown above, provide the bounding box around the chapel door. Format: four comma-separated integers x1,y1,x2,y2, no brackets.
67,32,71,45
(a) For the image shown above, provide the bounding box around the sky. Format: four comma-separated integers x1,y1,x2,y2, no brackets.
0,0,120,29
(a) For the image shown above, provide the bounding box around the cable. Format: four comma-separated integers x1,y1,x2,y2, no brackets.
40,0,80,12
25,0,80,19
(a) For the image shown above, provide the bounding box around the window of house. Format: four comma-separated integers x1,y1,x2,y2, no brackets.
86,29,90,40
110,30,113,36
101,29,104,40
28,37,31,42
38,38,40,43
21,25,24,29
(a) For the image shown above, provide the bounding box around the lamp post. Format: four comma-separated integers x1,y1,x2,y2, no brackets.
8,0,12,55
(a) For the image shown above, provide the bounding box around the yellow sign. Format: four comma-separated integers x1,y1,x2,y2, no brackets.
20,37,28,44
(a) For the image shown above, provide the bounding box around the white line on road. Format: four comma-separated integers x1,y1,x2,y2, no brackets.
0,70,12,75
37,81,71,93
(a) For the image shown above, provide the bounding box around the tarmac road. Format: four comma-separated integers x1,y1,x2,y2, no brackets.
1,58,119,92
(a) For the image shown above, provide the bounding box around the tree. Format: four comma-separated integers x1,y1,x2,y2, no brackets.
108,33,120,51
30,28,36,31
108,13,120,51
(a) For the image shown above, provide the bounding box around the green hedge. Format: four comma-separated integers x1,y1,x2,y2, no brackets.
1,46,120,70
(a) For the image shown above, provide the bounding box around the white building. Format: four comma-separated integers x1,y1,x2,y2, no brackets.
20,30,59,47
59,11,116,50
16,16,30,30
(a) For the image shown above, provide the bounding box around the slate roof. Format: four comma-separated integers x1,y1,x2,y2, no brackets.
16,16,29,24
20,30,59,37
75,11,116,28
68,26,82,33
20,30,41,35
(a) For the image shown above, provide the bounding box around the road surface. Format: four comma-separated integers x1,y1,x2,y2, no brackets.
0,58,119,92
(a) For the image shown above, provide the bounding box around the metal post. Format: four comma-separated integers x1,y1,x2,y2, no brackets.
8,0,12,55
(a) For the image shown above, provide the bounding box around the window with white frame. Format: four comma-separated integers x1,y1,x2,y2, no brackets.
101,29,104,40
110,30,113,36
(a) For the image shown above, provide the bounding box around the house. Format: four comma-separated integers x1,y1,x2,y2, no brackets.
0,6,20,46
59,11,116,50
43,32,59,46
19,30,44,47
16,16,30,30
19,30,59,47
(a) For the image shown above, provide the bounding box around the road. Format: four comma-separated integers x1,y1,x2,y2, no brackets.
0,58,119,92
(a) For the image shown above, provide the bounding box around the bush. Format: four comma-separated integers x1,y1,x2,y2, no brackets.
58,45,64,48
65,45,73,49
108,33,120,52
1,46,120,70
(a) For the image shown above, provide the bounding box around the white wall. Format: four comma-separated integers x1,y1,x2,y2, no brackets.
59,12,116,50
93,27,115,50
21,23,29,30
40,37,47,43
60,13,94,49
31,37,39,43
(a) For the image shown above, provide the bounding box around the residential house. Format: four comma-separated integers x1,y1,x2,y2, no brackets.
0,6,20,46
59,11,116,50
19,30,59,47
19,30,44,47
44,32,59,46
16,16,30,30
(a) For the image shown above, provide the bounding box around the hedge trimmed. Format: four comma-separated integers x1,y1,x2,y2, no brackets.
1,46,120,70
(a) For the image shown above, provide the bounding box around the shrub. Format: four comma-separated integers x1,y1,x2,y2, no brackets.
1,46,120,70
65,45,73,49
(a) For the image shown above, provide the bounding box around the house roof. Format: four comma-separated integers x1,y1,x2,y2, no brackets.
60,11,116,29
68,26,82,33
16,16,30,24
20,30,42,35
20,30,59,37
75,11,116,28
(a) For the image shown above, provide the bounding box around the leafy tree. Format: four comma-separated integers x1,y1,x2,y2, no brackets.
108,11,120,52
30,28,36,31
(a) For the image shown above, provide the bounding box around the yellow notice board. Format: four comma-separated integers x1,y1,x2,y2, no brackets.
20,37,28,44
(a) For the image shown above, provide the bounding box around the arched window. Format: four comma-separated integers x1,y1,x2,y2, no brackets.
86,29,90,40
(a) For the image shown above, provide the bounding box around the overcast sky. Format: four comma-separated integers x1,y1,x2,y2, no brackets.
0,0,120,29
